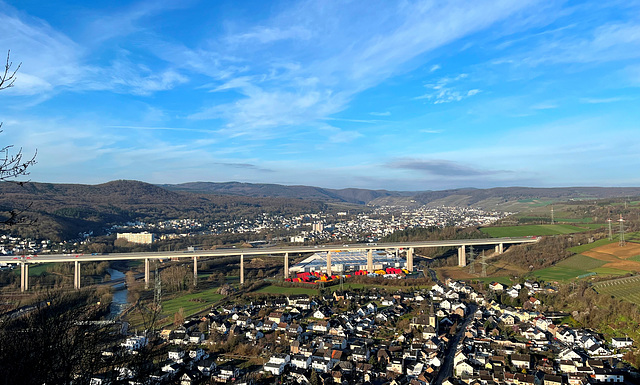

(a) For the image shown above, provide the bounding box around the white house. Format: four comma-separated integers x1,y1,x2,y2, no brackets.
455,360,474,377
121,336,148,351
263,362,286,376
593,369,624,383
291,354,312,370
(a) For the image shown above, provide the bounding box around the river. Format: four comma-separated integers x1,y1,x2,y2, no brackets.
106,268,128,319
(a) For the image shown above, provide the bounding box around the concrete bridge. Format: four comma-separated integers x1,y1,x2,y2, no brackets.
1,237,538,292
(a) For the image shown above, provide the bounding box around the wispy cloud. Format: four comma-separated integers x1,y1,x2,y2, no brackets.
226,26,312,44
106,125,213,133
324,117,380,124
429,64,441,72
83,0,195,44
185,0,536,136
414,73,481,104
0,4,189,99
370,111,391,116
580,96,628,104
532,102,558,110
505,22,640,66
329,130,363,143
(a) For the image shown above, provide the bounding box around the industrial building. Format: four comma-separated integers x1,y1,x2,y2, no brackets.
289,250,405,274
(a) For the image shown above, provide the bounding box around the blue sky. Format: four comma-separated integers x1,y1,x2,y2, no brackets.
1,0,640,191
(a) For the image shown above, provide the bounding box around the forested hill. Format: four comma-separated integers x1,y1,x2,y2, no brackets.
160,181,413,205
163,182,640,209
0,180,326,241
369,186,640,209
3,180,640,240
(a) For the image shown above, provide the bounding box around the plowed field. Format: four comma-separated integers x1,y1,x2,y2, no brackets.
583,242,640,271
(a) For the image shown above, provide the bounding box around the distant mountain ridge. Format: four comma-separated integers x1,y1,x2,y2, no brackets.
162,182,640,208
3,180,640,240
160,181,414,205
0,180,326,240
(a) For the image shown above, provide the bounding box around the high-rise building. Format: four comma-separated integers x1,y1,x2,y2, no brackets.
117,232,155,244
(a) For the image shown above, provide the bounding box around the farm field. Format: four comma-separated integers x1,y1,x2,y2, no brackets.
582,242,640,271
532,266,590,282
532,241,640,282
593,276,640,305
440,258,524,285
569,239,615,254
555,254,607,270
480,224,590,237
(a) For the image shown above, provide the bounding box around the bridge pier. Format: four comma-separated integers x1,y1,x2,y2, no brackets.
21,263,29,292
367,249,373,273
407,247,414,272
326,251,332,276
240,254,244,285
74,260,81,289
496,243,504,254
458,246,467,267
145,258,150,289
284,252,289,279
193,256,198,287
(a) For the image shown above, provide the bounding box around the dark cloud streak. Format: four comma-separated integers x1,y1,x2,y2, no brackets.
386,158,503,177
213,162,275,173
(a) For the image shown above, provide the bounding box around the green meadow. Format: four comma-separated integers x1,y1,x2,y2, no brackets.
480,224,589,237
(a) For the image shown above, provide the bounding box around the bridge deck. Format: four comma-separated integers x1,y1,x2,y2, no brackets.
2,237,538,264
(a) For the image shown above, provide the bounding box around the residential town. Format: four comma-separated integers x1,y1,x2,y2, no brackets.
98,277,637,385
113,205,509,245
0,205,508,257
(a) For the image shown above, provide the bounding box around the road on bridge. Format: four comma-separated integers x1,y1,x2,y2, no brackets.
0,237,538,264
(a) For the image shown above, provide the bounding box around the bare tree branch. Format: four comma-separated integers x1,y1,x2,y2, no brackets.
0,50,21,91
0,50,37,227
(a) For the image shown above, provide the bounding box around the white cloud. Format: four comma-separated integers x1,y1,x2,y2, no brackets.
190,86,350,138
0,3,189,99
429,64,441,72
186,0,537,136
532,102,558,109
467,89,481,97
414,73,480,104
0,7,86,96
329,130,363,143
370,111,391,116
508,22,640,66
83,0,194,44
226,26,312,44
580,97,627,104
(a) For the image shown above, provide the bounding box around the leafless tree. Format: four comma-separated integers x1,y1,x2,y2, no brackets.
0,50,37,226
0,290,120,385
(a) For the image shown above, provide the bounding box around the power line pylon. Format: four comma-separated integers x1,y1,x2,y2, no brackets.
481,251,487,277
607,218,613,241
550,206,554,225
619,215,626,247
